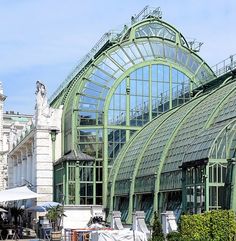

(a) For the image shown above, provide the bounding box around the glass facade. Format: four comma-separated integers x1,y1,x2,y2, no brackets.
109,76,236,222
52,13,216,210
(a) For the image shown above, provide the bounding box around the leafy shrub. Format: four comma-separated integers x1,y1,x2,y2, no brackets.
166,231,183,241
179,210,236,241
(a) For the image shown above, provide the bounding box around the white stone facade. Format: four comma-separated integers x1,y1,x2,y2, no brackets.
3,112,33,188
0,82,6,191
7,81,63,206
0,82,33,191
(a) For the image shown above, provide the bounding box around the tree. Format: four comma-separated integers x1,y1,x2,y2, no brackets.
46,205,65,231
10,206,24,226
152,211,164,241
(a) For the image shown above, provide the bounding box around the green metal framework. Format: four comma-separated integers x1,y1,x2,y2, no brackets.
109,74,236,223
51,9,215,208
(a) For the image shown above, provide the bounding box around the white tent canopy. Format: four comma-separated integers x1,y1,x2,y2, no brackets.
0,186,45,202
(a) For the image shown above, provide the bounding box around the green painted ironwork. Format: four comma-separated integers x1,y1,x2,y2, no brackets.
51,11,217,209
110,77,236,219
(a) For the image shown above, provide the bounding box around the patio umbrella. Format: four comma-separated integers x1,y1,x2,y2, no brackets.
26,201,62,212
0,186,45,202
26,205,46,212
0,207,7,213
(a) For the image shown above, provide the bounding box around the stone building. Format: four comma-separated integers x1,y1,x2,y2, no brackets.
0,82,6,191
7,81,62,206
0,82,33,191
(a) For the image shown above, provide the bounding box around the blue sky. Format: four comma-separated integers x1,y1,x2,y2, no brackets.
1,0,236,114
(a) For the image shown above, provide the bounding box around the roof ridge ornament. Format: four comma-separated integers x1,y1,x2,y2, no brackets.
188,39,204,52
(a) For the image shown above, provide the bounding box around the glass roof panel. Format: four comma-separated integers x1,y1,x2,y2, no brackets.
142,42,153,57
84,81,105,92
187,55,201,73
97,62,116,76
122,46,137,60
183,121,231,164
93,68,115,82
110,51,127,66
135,23,176,42
177,48,188,66
136,43,148,57
112,79,236,195
164,44,176,61
83,87,101,97
101,57,120,72
213,87,236,124
135,95,203,180
90,72,110,85
77,38,215,131
80,96,99,104
129,44,142,59
163,81,236,173
79,102,97,110
115,110,175,182
150,42,164,57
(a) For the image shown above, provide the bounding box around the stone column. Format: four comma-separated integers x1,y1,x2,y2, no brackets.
8,155,14,188
24,153,28,184
31,141,36,188
34,127,53,203
13,158,17,187
27,145,33,186
17,153,22,185
21,150,26,185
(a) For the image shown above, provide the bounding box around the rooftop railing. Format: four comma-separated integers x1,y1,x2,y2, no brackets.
131,6,162,24
211,54,236,78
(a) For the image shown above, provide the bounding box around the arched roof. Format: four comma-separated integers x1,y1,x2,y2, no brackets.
110,76,236,196
50,16,215,109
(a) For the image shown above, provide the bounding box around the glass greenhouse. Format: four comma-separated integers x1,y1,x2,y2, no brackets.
51,6,236,222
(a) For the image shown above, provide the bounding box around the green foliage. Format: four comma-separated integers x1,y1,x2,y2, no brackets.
151,212,165,241
166,231,183,241
46,205,65,231
180,210,236,241
10,206,24,226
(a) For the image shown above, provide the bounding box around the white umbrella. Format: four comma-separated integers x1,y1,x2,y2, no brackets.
0,186,45,202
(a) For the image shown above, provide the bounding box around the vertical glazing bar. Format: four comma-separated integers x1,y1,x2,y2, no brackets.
205,164,209,211
93,161,96,204
126,76,130,141
65,161,69,204
62,162,66,204
194,168,196,213
75,161,80,204
169,66,172,110
103,110,108,206
182,170,187,212
149,65,152,121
